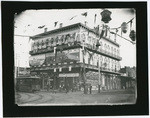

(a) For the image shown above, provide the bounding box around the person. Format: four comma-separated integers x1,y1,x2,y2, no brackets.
65,83,69,93
89,85,92,94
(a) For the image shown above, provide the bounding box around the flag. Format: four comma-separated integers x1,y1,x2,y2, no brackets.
130,20,133,31
54,21,58,27
81,12,87,17
70,15,77,20
94,14,97,24
100,26,105,39
38,25,45,29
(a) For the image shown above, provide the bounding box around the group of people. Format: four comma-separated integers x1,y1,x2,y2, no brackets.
46,81,93,94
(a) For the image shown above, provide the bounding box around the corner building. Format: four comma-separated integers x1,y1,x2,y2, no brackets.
29,23,122,91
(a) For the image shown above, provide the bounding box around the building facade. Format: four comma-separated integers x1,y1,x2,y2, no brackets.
29,23,122,91
119,66,136,89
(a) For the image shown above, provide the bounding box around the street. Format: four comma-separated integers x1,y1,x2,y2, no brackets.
15,89,136,106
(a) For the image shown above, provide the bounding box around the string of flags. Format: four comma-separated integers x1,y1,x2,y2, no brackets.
15,9,136,43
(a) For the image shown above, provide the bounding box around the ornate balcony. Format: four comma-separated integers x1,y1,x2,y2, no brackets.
29,42,122,61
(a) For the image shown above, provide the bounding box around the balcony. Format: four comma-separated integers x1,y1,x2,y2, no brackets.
30,62,121,75
30,42,122,60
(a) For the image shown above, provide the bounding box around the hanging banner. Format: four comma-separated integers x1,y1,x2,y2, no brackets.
45,49,80,64
29,54,45,66
86,71,99,86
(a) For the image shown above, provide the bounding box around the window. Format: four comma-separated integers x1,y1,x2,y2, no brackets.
108,45,110,53
104,44,107,51
111,47,113,54
114,48,116,55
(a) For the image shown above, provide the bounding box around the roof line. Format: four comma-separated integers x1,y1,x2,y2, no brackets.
31,22,99,39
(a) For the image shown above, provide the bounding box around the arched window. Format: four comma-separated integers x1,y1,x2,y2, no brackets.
108,45,110,53
104,44,107,52
34,41,38,50
100,56,103,68
107,58,110,70
61,35,64,44
114,48,116,56
81,33,86,42
111,59,114,71
51,38,54,47
55,36,59,44
111,47,113,54
38,40,41,49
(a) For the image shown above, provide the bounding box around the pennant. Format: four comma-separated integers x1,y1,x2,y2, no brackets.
100,25,105,39
70,15,77,20
81,12,87,17
94,14,97,24
54,21,58,27
38,25,45,29
130,20,133,31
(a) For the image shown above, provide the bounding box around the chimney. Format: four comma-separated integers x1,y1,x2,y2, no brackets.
59,23,63,28
44,28,48,32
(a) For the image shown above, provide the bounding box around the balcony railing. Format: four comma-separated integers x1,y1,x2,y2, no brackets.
30,42,122,60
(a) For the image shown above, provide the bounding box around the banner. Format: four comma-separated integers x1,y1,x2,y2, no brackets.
45,49,80,64
29,54,45,66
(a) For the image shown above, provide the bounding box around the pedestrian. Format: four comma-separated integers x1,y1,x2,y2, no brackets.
90,85,92,94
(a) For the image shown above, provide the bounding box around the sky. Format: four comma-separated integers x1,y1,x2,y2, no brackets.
14,8,136,68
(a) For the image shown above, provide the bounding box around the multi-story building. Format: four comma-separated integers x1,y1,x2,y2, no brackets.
119,66,136,89
29,23,122,91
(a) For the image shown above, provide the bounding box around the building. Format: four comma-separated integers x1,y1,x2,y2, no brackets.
29,23,122,91
119,66,136,89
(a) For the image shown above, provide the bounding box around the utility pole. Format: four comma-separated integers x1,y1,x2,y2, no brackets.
98,57,101,93
82,40,87,94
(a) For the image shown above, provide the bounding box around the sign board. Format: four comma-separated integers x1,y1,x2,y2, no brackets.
59,73,79,77
45,49,80,64
29,54,45,66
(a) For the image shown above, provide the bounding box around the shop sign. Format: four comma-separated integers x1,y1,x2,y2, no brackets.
59,73,79,77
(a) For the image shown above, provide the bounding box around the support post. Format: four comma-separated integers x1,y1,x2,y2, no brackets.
82,40,87,94
98,58,101,93
53,47,57,92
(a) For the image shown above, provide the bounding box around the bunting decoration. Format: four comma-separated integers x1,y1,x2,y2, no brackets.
54,21,58,27
81,12,87,17
94,14,97,24
70,15,77,20
38,25,45,29
99,25,105,39
105,25,109,37
130,20,133,31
